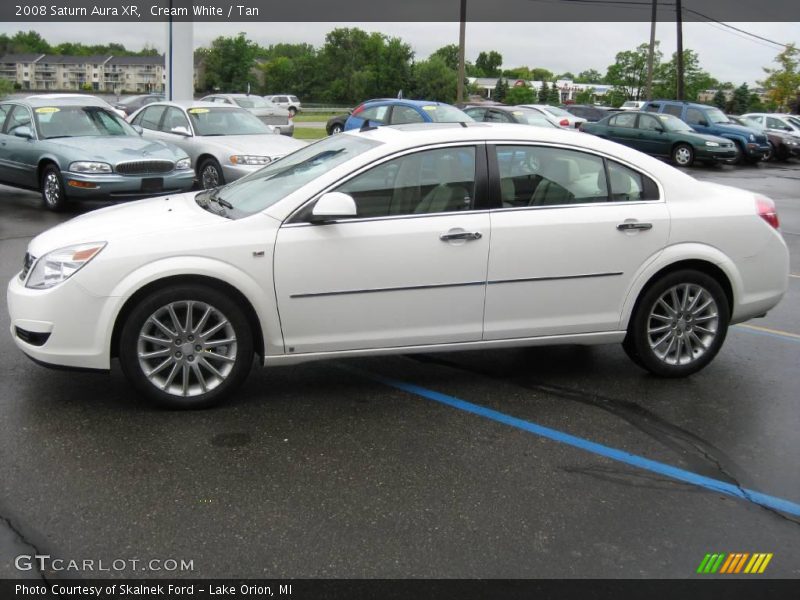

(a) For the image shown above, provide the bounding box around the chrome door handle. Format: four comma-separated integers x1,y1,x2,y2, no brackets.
440,231,482,241
617,222,653,231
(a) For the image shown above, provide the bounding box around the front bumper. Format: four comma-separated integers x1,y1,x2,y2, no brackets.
62,169,195,201
221,162,262,182
7,274,114,370
744,142,771,159
695,145,738,161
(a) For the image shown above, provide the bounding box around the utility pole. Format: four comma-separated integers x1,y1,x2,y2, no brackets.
676,0,684,100
457,0,467,103
645,0,658,101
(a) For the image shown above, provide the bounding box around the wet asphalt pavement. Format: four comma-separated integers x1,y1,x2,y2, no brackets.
0,160,798,580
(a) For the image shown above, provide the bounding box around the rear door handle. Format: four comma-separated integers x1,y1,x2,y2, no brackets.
617,222,653,231
440,230,483,242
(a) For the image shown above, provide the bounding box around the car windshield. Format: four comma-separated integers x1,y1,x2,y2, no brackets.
785,116,800,130
512,109,558,127
655,113,693,132
199,134,382,218
420,104,474,123
542,105,571,117
187,107,272,136
705,107,731,124
233,96,272,109
34,105,136,138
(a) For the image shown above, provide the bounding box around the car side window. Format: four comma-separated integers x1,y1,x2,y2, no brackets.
644,103,661,113
610,113,636,128
685,108,705,125
390,105,425,125
487,110,512,123
0,104,12,131
139,105,166,130
607,160,659,202
495,145,608,207
766,117,787,130
464,107,486,121
359,105,390,123
333,146,476,218
638,115,662,131
4,105,32,135
161,107,190,133
663,104,683,117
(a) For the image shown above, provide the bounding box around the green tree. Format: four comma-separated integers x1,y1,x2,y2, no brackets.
605,42,660,101
652,49,717,102
9,30,50,54
410,56,457,103
558,72,576,80
530,68,553,82
538,80,549,103
575,88,595,104
711,89,727,109
502,66,532,80
202,33,259,92
494,77,509,102
431,44,460,71
0,77,14,99
760,43,800,111
747,93,765,112
728,83,750,114
576,69,603,83
475,50,503,77
505,85,535,105
604,89,628,108
547,83,561,105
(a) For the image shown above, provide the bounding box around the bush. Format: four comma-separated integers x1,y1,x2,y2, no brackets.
505,85,535,105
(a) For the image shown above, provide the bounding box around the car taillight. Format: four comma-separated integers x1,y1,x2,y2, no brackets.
756,195,780,229
559,118,569,127
352,104,365,116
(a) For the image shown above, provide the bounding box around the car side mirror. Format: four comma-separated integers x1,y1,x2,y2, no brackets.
13,126,33,139
654,127,664,133
170,126,191,136
132,124,143,135
310,192,357,224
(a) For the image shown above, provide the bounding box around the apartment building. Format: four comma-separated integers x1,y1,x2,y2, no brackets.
0,54,198,93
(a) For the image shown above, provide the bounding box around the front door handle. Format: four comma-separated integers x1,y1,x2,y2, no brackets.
440,230,483,242
617,222,653,232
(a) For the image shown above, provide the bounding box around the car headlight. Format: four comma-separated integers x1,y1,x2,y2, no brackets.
705,141,720,147
786,139,799,146
69,161,112,173
26,242,106,290
175,157,191,170
229,155,271,166
749,134,755,142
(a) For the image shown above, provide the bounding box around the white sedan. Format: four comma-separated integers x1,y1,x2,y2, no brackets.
7,123,789,408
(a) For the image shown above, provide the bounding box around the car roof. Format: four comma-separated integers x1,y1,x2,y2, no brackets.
14,96,109,108
363,99,453,108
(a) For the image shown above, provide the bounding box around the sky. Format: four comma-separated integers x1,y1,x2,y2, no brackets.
1,21,796,86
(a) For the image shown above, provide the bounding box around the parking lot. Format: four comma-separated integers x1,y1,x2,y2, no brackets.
0,159,798,579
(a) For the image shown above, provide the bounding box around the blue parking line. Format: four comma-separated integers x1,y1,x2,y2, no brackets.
361,371,800,518
733,325,800,344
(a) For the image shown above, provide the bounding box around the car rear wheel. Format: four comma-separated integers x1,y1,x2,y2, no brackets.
762,142,775,162
288,107,297,117
624,270,729,378
119,285,254,409
40,164,68,212
199,158,224,190
672,144,694,167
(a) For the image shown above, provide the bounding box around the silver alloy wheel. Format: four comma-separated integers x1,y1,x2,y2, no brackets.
331,124,343,134
646,283,719,366
44,172,61,206
137,300,238,397
674,146,692,166
201,164,220,189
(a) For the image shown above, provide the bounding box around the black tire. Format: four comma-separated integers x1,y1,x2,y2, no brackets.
623,270,729,378
288,106,297,117
119,284,254,409
671,143,694,167
328,122,344,135
729,142,744,165
762,142,775,162
198,157,224,190
40,163,68,211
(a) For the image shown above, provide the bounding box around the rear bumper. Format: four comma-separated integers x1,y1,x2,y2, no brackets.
62,170,195,200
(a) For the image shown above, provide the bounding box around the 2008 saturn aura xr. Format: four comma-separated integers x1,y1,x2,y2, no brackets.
7,123,789,408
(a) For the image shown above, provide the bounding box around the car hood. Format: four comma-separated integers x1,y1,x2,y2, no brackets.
708,122,762,137
47,135,186,161
198,134,306,157
678,131,731,144
28,192,222,257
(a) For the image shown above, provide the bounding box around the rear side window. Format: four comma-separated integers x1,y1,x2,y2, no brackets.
359,105,390,123
289,96,299,103
610,113,636,128
607,160,659,201
390,105,425,125
663,104,683,118
644,103,661,113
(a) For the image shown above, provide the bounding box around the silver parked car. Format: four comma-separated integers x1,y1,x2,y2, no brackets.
127,101,306,189
0,97,194,211
264,94,301,116
200,93,294,136
741,113,800,138
520,104,587,129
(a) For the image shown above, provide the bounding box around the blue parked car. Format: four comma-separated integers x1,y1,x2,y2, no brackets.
344,99,473,131
643,100,770,164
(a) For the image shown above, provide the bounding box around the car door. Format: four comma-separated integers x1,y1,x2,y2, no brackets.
0,103,15,183
636,113,670,156
273,144,491,354
605,112,638,147
0,104,38,187
684,107,711,135
484,144,669,339
132,104,167,140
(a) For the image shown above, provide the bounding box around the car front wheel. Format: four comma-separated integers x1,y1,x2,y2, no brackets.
672,143,694,167
119,285,254,409
329,123,343,135
623,270,729,378
40,164,68,211
199,158,224,190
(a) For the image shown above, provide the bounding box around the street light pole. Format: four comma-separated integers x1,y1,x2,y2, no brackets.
676,0,684,100
645,0,658,101
457,0,467,103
